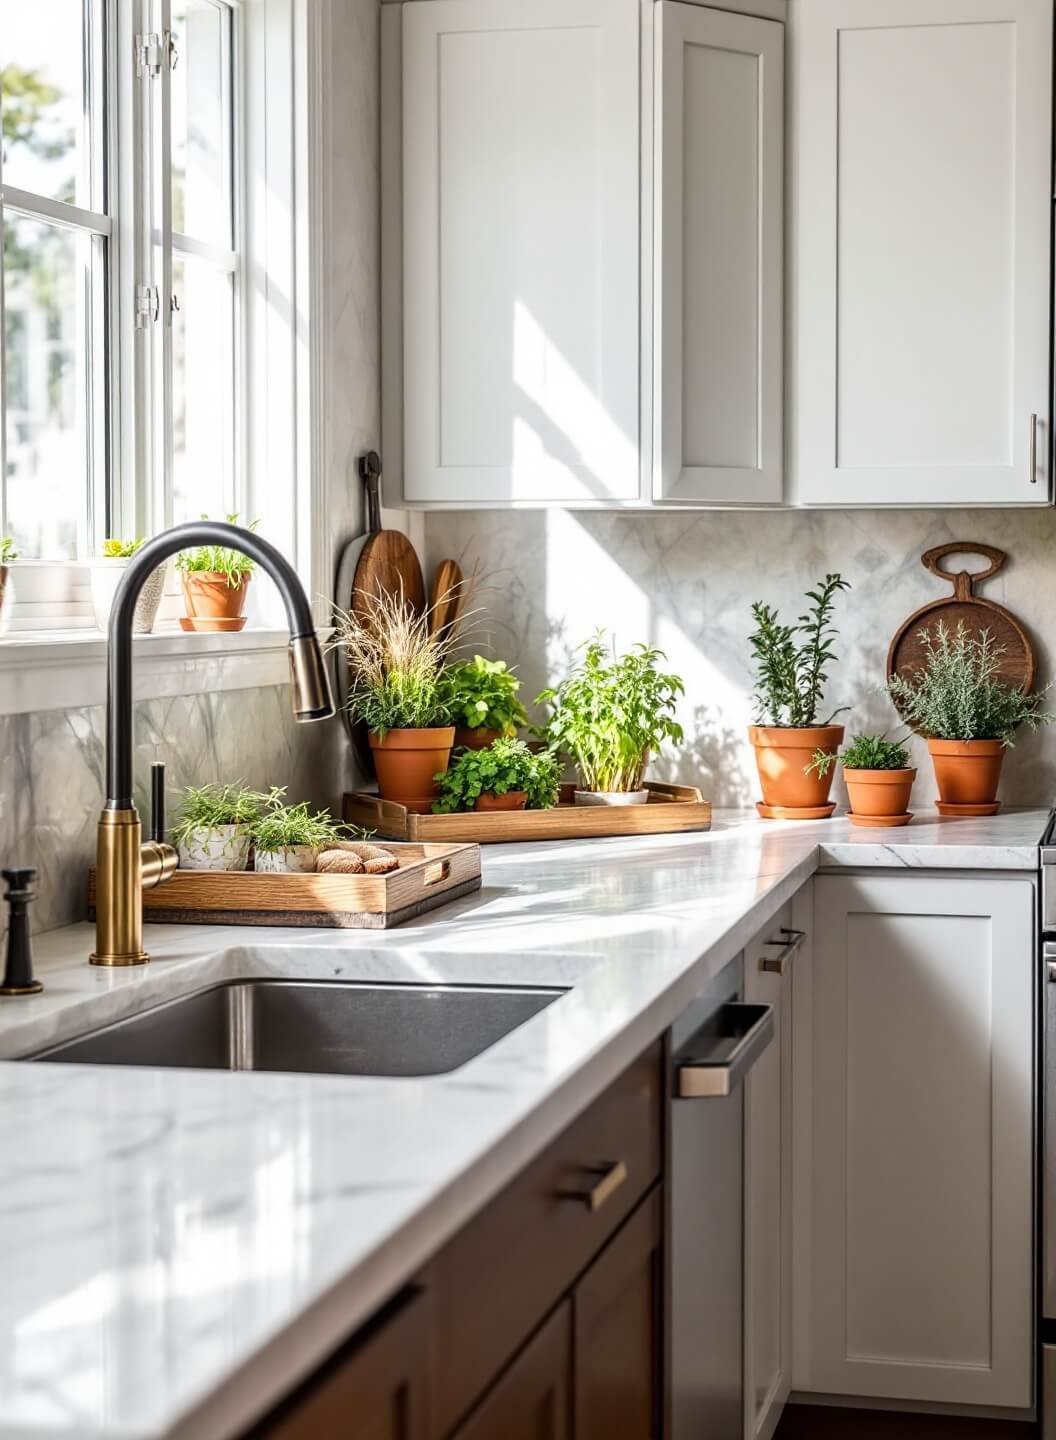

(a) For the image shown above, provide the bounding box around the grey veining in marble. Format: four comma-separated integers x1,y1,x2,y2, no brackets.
426,508,1056,810
0,811,1043,1440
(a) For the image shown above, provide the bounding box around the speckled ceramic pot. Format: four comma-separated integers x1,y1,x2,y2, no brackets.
0,566,12,636
253,846,318,873
89,557,167,634
177,825,251,871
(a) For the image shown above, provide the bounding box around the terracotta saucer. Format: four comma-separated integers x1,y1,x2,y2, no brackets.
849,812,913,829
179,616,248,633
934,800,1001,817
756,802,837,821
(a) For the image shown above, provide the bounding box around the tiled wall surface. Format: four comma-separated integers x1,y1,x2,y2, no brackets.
427,507,1056,813
0,689,347,934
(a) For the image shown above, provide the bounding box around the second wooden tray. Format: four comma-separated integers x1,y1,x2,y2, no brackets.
344,782,712,843
88,842,481,930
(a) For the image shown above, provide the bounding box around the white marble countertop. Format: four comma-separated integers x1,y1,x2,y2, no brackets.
0,809,1045,1440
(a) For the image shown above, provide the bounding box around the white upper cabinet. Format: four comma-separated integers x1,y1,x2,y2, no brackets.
653,4,784,504
790,0,1053,507
400,0,641,505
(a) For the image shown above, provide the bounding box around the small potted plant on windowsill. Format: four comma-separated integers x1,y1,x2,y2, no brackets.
885,621,1054,815
748,574,851,819
433,737,561,814
437,656,529,750
537,634,684,806
175,515,259,632
171,781,277,871
249,795,346,872
335,590,457,814
808,734,917,828
88,537,167,634
0,537,17,636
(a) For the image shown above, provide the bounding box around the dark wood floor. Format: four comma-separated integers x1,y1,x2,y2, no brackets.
776,1405,1037,1438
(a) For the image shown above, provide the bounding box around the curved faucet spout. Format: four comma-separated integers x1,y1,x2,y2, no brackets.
106,522,334,809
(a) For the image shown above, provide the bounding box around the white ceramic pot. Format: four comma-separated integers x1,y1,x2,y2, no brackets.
573,789,650,807
0,566,12,637
89,557,167,634
177,825,251,871
253,846,318,873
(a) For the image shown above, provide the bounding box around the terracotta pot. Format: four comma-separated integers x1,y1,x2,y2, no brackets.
748,725,845,814
455,727,502,751
181,571,250,625
474,790,528,812
844,767,916,820
370,727,456,814
928,739,1006,808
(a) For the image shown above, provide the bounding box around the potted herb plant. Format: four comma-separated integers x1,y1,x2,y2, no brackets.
437,656,529,749
808,734,917,828
886,621,1054,813
433,737,561,813
249,795,345,872
537,634,684,806
89,537,167,634
748,574,851,818
175,515,259,631
171,781,276,871
335,590,456,814
0,537,16,636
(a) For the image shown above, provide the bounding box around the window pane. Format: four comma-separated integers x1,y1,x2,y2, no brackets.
0,0,98,208
2,214,104,559
171,254,235,524
171,0,232,247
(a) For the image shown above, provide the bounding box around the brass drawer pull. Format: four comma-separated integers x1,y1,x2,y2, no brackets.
561,1159,628,1213
760,927,806,976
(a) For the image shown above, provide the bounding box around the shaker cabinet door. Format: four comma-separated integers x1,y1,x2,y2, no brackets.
808,875,1034,1409
401,0,641,505
790,0,1052,506
653,2,784,505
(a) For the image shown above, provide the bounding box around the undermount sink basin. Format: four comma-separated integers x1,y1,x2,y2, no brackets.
33,980,565,1078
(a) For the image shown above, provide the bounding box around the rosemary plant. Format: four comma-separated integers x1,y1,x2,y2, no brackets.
749,574,851,728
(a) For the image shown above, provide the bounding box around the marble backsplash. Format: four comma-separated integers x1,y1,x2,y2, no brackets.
427,507,1056,813
0,688,349,934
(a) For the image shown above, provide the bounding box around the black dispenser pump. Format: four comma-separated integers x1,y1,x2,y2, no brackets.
0,868,43,996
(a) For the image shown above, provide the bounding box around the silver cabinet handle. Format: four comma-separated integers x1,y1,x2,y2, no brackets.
674,1002,774,1099
560,1159,628,1213
1031,413,1039,484
1047,960,1056,984
760,927,806,976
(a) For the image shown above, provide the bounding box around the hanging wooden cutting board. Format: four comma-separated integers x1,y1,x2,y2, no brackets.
429,558,465,641
351,452,425,625
887,544,1035,702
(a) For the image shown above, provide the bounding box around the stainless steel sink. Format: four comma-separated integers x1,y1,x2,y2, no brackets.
34,980,565,1077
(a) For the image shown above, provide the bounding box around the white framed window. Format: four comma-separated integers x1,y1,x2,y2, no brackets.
0,0,246,578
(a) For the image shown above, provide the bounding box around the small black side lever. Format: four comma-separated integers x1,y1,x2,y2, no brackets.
150,761,166,844
0,868,43,996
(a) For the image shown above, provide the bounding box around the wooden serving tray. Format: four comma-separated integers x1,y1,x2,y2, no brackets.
87,842,482,930
343,782,712,843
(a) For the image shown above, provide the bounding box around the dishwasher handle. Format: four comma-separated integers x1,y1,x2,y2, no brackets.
674,1002,774,1099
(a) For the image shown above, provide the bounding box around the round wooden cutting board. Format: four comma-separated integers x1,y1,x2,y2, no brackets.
887,543,1035,703
350,452,425,627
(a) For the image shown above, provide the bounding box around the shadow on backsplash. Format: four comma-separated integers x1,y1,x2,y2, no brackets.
427,505,1056,812
0,686,352,935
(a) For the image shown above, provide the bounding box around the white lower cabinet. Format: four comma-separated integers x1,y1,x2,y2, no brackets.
804,874,1035,1410
744,892,806,1440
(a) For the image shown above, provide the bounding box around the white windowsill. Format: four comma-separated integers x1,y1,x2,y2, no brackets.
0,626,335,717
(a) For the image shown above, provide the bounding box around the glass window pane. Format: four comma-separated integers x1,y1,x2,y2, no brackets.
171,0,232,247
2,214,103,559
0,0,99,209
171,254,235,524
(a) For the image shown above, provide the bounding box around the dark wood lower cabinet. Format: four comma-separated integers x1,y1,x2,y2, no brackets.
245,1046,665,1440
450,1302,572,1440
574,1188,663,1440
251,1287,429,1440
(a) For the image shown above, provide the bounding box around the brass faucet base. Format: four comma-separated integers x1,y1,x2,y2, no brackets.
0,980,45,995
89,953,150,968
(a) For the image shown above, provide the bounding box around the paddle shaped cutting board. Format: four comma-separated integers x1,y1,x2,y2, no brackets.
351,452,425,625
887,543,1035,701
